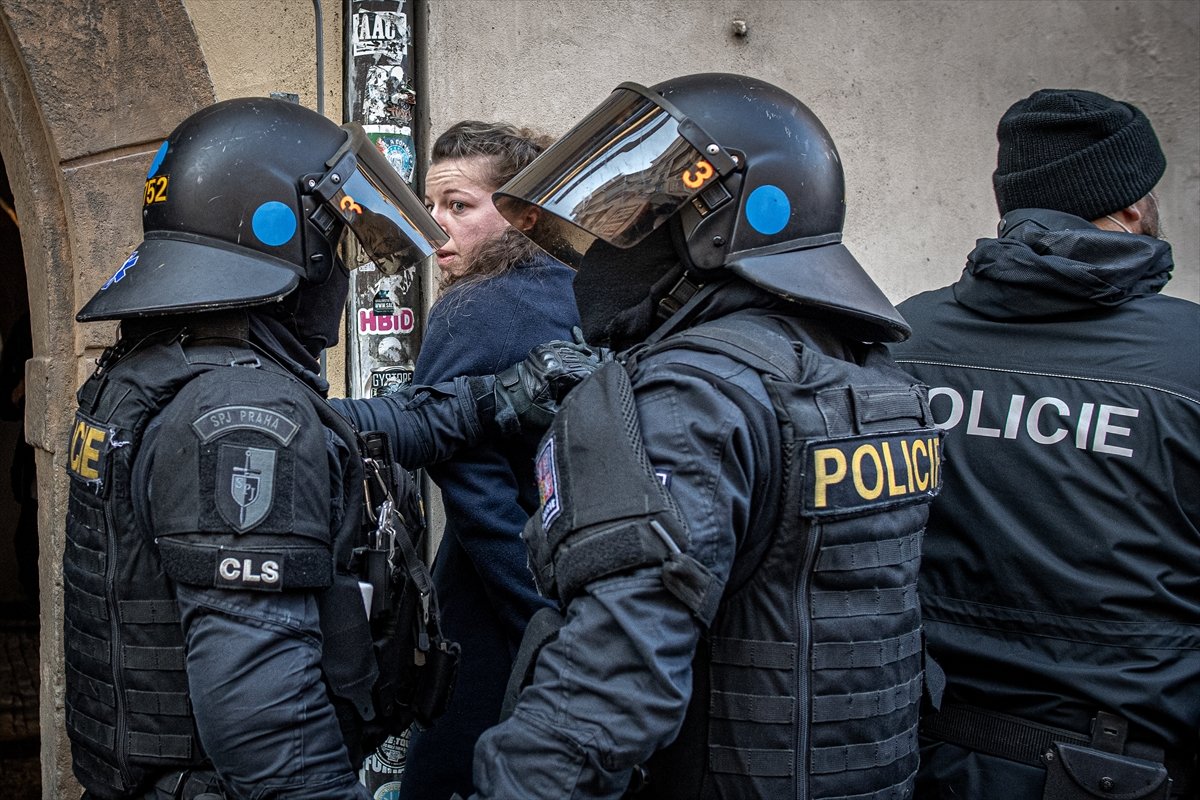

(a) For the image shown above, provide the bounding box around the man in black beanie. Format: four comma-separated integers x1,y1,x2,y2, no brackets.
892,89,1198,798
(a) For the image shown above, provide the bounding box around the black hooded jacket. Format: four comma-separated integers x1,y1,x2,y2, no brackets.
891,210,1199,761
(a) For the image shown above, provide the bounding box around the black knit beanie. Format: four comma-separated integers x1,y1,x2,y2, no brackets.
992,89,1165,220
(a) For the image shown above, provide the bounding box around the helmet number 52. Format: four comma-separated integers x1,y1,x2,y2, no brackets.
144,176,169,205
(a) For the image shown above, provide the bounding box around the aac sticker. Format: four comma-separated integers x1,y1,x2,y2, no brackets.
216,445,277,532
535,436,561,529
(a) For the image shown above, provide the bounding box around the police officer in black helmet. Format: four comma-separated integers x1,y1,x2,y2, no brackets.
64,97,593,800
468,73,944,800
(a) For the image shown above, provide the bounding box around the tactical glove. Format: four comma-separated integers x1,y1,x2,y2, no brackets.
493,328,607,437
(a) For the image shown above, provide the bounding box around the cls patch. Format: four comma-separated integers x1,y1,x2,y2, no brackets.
802,429,943,517
536,436,561,529
68,414,110,490
217,445,277,532
214,549,284,591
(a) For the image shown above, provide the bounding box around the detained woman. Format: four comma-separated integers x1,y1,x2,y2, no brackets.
401,121,579,800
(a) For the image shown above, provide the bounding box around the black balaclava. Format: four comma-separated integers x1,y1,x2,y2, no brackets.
573,223,684,351
282,256,351,357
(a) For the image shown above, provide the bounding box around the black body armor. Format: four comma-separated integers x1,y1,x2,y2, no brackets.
521,315,943,799
64,324,455,797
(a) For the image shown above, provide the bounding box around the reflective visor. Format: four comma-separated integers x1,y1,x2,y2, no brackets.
494,84,733,268
316,123,447,274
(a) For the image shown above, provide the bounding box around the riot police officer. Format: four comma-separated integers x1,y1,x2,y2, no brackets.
64,97,589,800
469,73,943,799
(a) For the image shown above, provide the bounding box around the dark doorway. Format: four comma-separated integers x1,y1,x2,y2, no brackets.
0,155,41,799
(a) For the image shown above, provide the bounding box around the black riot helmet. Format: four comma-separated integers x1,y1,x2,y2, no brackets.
77,97,446,324
494,73,910,342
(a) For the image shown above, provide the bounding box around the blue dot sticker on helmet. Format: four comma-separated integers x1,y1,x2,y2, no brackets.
146,140,169,179
745,184,791,235
251,201,298,247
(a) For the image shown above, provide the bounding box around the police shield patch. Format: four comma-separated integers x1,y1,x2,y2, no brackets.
535,436,561,529
217,445,277,531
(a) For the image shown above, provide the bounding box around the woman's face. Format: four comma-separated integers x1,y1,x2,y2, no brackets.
424,156,510,280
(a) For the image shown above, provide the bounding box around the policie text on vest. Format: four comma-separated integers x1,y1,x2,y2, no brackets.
928,387,1138,458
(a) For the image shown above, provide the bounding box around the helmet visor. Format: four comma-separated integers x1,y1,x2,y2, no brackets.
320,123,448,274
494,84,733,268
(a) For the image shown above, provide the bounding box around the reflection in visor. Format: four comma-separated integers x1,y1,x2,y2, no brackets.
330,169,437,275
320,123,447,275
495,88,722,267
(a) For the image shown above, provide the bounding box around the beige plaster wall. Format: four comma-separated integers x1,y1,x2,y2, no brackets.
422,0,1200,304
185,0,351,392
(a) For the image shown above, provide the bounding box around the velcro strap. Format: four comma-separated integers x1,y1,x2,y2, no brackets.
119,599,180,624
710,638,795,670
126,688,191,716
67,538,106,575
811,723,918,774
123,644,185,671
553,520,669,602
827,769,918,800
66,620,110,665
710,691,794,724
128,730,193,760
662,551,725,625
815,532,922,572
709,744,793,777
810,585,920,619
72,743,126,790
812,629,923,670
68,706,115,749
158,538,332,591
67,662,116,708
69,586,110,622
855,387,926,425
812,673,923,723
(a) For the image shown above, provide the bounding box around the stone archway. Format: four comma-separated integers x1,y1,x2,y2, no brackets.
0,1,213,795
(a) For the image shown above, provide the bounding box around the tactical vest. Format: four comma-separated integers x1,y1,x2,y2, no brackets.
63,324,446,798
522,314,942,800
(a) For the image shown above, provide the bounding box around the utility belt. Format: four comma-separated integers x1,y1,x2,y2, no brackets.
353,431,459,742
921,703,1195,799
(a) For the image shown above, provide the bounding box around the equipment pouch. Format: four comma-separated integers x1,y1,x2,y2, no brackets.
411,638,461,726
1043,743,1170,800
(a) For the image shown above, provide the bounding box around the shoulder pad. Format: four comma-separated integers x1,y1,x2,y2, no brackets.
144,367,336,542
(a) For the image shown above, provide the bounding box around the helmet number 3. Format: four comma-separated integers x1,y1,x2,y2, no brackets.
681,159,715,190
143,175,169,205
340,194,364,216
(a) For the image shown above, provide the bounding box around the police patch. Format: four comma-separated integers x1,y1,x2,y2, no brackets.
191,405,300,446
536,436,561,529
216,445,277,532
214,549,285,591
802,429,943,517
67,413,110,493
